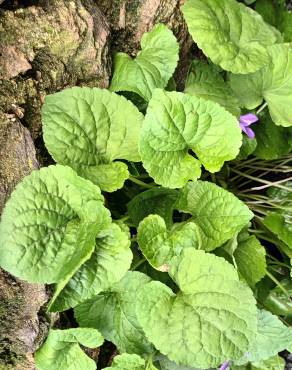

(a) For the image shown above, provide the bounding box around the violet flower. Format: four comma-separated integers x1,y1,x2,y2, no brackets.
219,360,230,370
239,113,258,139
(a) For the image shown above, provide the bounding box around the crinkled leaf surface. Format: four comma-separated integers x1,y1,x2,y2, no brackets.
110,24,179,101
234,235,266,287
137,249,257,368
184,61,240,117
236,309,292,364
35,328,104,370
0,165,111,283
42,87,144,192
176,181,253,251
137,215,201,270
104,354,157,370
181,0,279,74
139,89,241,188
229,44,292,127
253,112,292,159
75,271,154,356
127,188,178,228
49,223,132,312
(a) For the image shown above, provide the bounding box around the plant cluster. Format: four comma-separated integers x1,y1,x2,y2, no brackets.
0,0,292,369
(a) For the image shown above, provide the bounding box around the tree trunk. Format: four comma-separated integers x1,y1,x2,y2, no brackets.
0,0,192,368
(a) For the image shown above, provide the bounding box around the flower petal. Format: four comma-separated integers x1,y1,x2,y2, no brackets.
240,113,258,126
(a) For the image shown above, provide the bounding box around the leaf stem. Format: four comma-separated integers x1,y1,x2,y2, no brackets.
131,257,146,270
256,101,268,114
266,270,290,298
128,176,155,189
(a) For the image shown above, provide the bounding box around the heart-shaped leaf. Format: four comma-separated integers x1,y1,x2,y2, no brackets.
182,0,280,74
35,328,104,370
42,87,144,192
110,24,179,101
137,214,201,270
136,249,257,368
0,165,111,283
176,181,253,251
139,89,241,188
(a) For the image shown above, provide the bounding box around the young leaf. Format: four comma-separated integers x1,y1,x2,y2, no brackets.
34,328,104,370
75,271,154,356
181,0,280,74
229,44,292,127
127,187,178,228
137,215,201,271
110,24,179,101
184,60,240,117
42,87,144,192
236,309,292,364
137,249,257,368
139,89,241,188
0,165,111,283
176,181,253,251
48,223,132,312
253,112,291,159
104,354,158,370
234,235,266,287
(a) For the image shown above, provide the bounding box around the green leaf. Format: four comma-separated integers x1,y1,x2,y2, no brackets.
49,223,132,312
137,249,257,368
251,355,285,370
253,112,291,159
104,354,158,370
181,0,279,74
256,0,292,42
139,89,241,188
255,0,279,27
110,24,179,101
236,309,292,364
234,235,266,287
75,271,154,356
184,60,240,117
263,212,292,248
229,44,292,127
236,135,257,161
263,278,292,317
137,215,201,271
35,328,104,370
0,165,111,283
231,355,285,370
157,355,206,370
42,87,144,192
127,188,178,228
176,181,253,251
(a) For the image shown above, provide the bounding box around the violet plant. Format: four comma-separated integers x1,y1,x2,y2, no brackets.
0,0,292,369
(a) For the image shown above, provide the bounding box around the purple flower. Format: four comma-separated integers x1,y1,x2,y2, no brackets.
219,361,230,370
239,113,258,139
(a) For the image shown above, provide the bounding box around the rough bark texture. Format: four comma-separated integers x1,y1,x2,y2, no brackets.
0,0,193,368
0,113,48,370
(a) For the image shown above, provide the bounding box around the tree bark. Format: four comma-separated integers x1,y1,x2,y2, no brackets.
0,0,192,368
